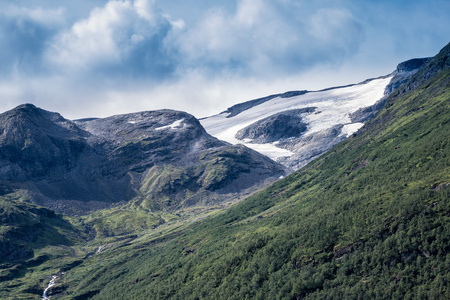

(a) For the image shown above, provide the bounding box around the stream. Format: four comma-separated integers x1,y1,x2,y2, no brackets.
42,275,57,300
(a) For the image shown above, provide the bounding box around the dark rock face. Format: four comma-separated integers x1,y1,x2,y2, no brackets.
0,104,131,211
383,57,431,96
235,108,315,143
75,110,222,172
349,97,388,124
395,42,450,94
355,43,450,138
0,104,90,179
396,58,431,72
0,105,286,214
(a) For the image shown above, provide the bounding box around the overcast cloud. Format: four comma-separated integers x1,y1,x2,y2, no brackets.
0,0,449,119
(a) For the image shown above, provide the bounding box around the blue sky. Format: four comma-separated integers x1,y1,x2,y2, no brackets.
0,0,449,119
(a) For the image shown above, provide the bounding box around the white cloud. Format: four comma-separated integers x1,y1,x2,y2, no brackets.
309,9,363,45
173,0,364,77
0,0,448,121
46,0,175,77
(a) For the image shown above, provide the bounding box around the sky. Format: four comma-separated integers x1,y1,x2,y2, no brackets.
0,0,449,119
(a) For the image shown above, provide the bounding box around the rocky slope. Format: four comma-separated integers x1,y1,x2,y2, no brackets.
0,106,286,214
201,58,429,170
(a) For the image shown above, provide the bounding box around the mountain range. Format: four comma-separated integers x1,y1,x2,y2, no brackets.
0,106,285,215
0,56,427,216
0,42,448,299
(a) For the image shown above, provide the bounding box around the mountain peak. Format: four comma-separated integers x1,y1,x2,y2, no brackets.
396,58,431,73
15,103,38,110
389,42,450,97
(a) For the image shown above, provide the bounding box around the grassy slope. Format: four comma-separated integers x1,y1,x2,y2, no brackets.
0,193,226,299
52,53,450,299
0,192,84,299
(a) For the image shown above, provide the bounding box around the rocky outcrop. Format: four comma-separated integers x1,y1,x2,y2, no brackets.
0,105,286,214
349,58,430,124
394,43,449,94
384,57,431,95
235,108,315,143
277,125,346,170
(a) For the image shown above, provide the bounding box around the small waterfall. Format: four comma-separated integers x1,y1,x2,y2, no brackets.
42,275,57,300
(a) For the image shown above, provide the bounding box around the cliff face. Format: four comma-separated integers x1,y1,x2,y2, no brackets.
0,105,286,214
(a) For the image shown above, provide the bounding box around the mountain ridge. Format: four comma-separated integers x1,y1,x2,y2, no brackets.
0,105,286,215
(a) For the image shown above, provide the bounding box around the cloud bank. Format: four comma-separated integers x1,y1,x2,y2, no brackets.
0,0,449,119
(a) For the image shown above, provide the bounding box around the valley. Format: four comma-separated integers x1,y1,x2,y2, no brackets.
0,42,449,299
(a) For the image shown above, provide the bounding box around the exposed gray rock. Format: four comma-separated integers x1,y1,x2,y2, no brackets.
394,43,449,95
235,108,316,143
0,105,286,214
277,125,346,170
384,58,431,95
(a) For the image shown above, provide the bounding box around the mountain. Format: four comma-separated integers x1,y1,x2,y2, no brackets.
0,196,80,263
0,106,286,215
201,58,429,169
25,43,448,299
0,42,447,299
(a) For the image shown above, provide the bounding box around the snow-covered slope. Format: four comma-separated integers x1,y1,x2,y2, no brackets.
202,56,431,170
201,76,393,170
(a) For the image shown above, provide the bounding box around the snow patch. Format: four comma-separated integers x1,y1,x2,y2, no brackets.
155,119,185,131
340,122,364,137
245,143,294,160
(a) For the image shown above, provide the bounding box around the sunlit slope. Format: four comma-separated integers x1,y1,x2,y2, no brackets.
58,44,450,299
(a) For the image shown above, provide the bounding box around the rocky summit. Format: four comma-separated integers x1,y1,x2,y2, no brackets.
0,105,286,215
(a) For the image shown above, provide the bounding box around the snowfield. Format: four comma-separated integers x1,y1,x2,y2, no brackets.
201,76,393,163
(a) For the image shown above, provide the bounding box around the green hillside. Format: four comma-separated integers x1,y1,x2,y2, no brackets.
0,191,84,298
1,43,448,299
47,44,450,299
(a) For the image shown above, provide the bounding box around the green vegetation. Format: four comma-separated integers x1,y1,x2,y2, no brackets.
41,53,450,299
1,46,449,299
135,145,270,210
0,191,224,299
0,191,83,299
